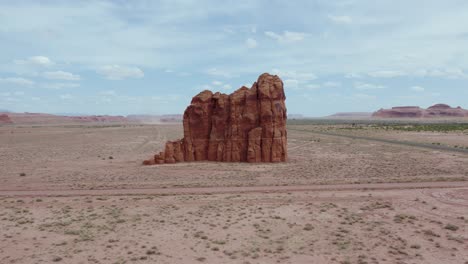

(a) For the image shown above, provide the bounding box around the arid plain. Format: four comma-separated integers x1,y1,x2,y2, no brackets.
1,121,467,264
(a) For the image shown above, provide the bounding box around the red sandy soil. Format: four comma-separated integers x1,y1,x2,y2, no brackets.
0,123,467,263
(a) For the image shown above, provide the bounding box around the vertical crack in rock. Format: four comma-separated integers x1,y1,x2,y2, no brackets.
143,73,287,165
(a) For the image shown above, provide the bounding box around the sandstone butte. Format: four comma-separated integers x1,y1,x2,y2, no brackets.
143,73,287,165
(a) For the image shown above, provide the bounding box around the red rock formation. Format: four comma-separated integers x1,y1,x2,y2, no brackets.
372,104,468,118
143,73,287,165
0,114,13,124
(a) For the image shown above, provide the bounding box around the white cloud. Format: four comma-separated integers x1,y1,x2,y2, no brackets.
264,31,306,43
246,38,257,48
14,56,54,66
345,73,362,79
42,83,80,89
328,15,353,24
354,82,385,90
99,90,116,96
284,79,299,90
323,81,341,87
368,70,405,78
14,91,25,96
200,84,212,90
410,86,425,92
306,84,321,89
97,65,144,80
354,93,377,100
271,69,317,81
212,80,223,86
0,77,34,86
414,68,468,79
205,68,233,78
222,84,232,90
43,71,81,81
59,94,73,100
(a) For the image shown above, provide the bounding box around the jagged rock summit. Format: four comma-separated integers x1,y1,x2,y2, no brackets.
372,104,468,118
143,73,287,165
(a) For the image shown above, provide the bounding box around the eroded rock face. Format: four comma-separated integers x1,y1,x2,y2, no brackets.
143,73,287,165
372,104,468,118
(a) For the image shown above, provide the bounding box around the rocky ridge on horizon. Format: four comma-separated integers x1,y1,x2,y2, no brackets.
372,104,468,118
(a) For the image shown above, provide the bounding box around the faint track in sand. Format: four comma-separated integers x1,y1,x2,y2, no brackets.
0,181,467,198
289,128,468,154
422,188,468,207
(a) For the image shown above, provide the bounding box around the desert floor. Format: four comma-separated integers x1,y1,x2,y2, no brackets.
0,123,467,263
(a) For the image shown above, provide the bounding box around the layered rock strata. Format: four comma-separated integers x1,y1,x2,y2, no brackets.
143,73,287,165
372,104,468,118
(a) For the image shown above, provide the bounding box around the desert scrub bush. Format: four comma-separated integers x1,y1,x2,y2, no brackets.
444,223,459,231
389,123,468,132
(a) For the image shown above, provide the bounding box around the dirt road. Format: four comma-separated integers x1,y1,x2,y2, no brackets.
1,181,467,197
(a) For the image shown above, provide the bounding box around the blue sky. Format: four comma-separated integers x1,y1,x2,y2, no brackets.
1,0,468,116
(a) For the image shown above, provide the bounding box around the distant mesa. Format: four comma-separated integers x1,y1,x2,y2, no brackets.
372,104,468,118
0,114,13,124
0,112,134,124
0,111,186,125
143,73,288,165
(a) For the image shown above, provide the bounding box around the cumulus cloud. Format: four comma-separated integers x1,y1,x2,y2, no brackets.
271,69,317,81
354,93,377,100
354,82,385,90
323,81,341,87
410,86,425,92
264,31,306,43
14,56,54,66
59,94,73,100
97,65,144,80
284,79,299,90
345,73,362,79
205,68,233,78
414,68,468,79
368,70,405,78
42,83,80,89
0,77,34,86
327,15,353,24
99,90,116,96
245,38,258,48
43,71,81,81
306,84,321,90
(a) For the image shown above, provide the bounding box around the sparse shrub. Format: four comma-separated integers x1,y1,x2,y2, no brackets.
444,224,459,231
52,256,63,262
19,172,26,177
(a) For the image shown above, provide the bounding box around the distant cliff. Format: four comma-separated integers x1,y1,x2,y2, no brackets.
373,104,468,118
